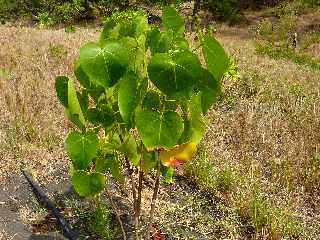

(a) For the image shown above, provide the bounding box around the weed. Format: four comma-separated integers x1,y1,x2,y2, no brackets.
49,43,68,62
65,26,76,33
256,20,273,39
60,197,119,239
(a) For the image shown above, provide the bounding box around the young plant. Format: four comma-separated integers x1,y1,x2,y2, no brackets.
55,7,229,239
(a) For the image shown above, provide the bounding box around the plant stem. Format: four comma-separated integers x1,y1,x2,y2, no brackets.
119,132,139,239
135,158,144,235
148,155,161,236
124,157,138,238
105,188,127,240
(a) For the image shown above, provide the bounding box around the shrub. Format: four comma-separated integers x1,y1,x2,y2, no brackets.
55,7,229,238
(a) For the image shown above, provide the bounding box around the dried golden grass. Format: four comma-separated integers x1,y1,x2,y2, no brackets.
0,26,98,183
0,23,319,239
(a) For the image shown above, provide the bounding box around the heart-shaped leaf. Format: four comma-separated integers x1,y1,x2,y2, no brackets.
148,51,202,99
65,131,99,170
199,69,221,114
202,35,229,81
135,110,184,150
80,42,129,88
118,72,139,125
72,171,105,197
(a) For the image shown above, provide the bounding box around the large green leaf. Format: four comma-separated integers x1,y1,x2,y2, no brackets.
135,110,184,150
55,76,69,108
202,35,229,81
148,51,202,99
189,93,205,144
68,78,85,127
79,42,129,88
163,6,185,34
118,72,139,125
74,60,92,89
65,131,99,170
118,133,140,166
199,69,221,114
72,171,105,197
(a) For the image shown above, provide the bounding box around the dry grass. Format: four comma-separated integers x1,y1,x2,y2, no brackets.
0,20,319,239
0,26,99,183
185,27,320,239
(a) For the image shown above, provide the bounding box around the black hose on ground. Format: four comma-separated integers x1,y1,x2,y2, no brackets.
21,169,78,240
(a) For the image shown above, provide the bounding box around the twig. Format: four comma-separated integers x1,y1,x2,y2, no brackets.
105,189,127,240
119,133,138,239
135,158,144,237
148,155,161,236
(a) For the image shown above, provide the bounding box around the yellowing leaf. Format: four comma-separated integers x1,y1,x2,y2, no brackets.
159,142,197,168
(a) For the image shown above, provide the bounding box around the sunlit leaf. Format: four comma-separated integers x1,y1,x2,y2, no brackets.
135,110,184,150
80,42,128,88
202,35,229,81
65,131,99,170
148,51,202,99
72,170,105,197
118,72,139,125
68,78,85,128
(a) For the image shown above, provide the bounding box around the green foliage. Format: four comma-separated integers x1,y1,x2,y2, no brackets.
55,9,228,236
49,43,68,61
88,203,118,239
36,12,54,28
184,145,234,194
65,131,99,170
71,171,106,197
255,42,320,71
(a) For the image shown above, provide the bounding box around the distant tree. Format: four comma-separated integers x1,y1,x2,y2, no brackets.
193,0,201,16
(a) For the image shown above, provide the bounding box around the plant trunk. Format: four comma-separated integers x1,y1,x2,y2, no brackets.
124,157,138,239
193,0,201,16
148,158,161,237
